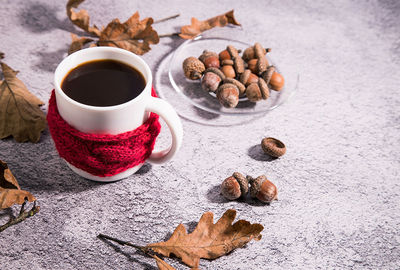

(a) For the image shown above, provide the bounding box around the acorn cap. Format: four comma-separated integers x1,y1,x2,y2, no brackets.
254,42,266,58
240,69,251,85
221,59,234,66
183,57,205,80
232,172,249,197
248,175,265,198
261,137,286,157
233,56,245,74
258,78,269,100
223,78,246,95
204,67,225,80
262,65,276,84
227,45,240,58
256,57,268,75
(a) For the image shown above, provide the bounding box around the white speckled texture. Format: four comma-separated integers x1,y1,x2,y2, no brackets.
1,0,399,269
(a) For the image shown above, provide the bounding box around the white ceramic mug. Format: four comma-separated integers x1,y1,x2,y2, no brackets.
54,47,183,182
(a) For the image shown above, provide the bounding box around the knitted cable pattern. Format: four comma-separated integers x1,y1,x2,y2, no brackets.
47,89,161,177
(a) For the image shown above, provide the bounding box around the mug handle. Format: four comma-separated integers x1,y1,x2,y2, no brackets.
145,96,183,164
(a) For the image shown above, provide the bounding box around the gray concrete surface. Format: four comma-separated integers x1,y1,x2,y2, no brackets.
1,0,400,269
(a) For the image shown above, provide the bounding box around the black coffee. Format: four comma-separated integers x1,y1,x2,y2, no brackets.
61,59,146,107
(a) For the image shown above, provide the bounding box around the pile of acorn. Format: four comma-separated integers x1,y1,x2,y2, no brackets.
182,42,285,108
221,172,278,203
219,137,286,204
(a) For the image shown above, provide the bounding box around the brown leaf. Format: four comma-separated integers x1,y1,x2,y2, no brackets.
66,0,101,36
69,33,94,55
98,12,159,55
0,188,35,209
0,62,46,143
179,10,241,39
152,255,176,270
0,52,4,60
147,209,263,268
0,160,36,209
0,160,20,190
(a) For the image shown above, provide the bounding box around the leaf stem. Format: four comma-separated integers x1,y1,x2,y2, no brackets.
153,14,180,24
0,201,40,232
97,233,148,253
19,200,26,216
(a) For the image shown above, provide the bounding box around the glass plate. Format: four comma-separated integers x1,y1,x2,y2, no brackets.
167,28,298,116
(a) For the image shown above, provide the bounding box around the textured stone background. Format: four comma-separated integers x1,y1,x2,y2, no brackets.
1,0,400,269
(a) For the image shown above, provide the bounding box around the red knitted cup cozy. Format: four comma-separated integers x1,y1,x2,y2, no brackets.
47,89,161,177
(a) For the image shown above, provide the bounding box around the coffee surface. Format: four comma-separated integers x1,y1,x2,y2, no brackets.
61,59,146,107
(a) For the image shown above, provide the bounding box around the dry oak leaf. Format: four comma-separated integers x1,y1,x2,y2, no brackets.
147,209,263,269
97,12,160,55
179,10,241,39
0,62,46,143
69,33,94,55
152,255,176,270
66,0,101,37
0,160,35,209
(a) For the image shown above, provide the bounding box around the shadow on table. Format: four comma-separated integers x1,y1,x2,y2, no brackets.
247,144,278,162
34,47,68,73
98,237,158,270
4,132,153,194
18,2,82,34
206,184,273,207
206,184,230,204
18,2,87,72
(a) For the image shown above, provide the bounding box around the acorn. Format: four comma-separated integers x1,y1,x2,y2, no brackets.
221,65,235,78
269,72,285,91
247,57,268,75
217,83,239,108
199,50,220,69
219,45,240,61
219,49,231,61
248,175,278,203
223,78,246,96
247,59,258,74
182,57,205,80
240,69,259,87
243,43,271,62
201,72,221,93
220,172,249,200
242,47,256,62
245,83,262,102
201,68,225,92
